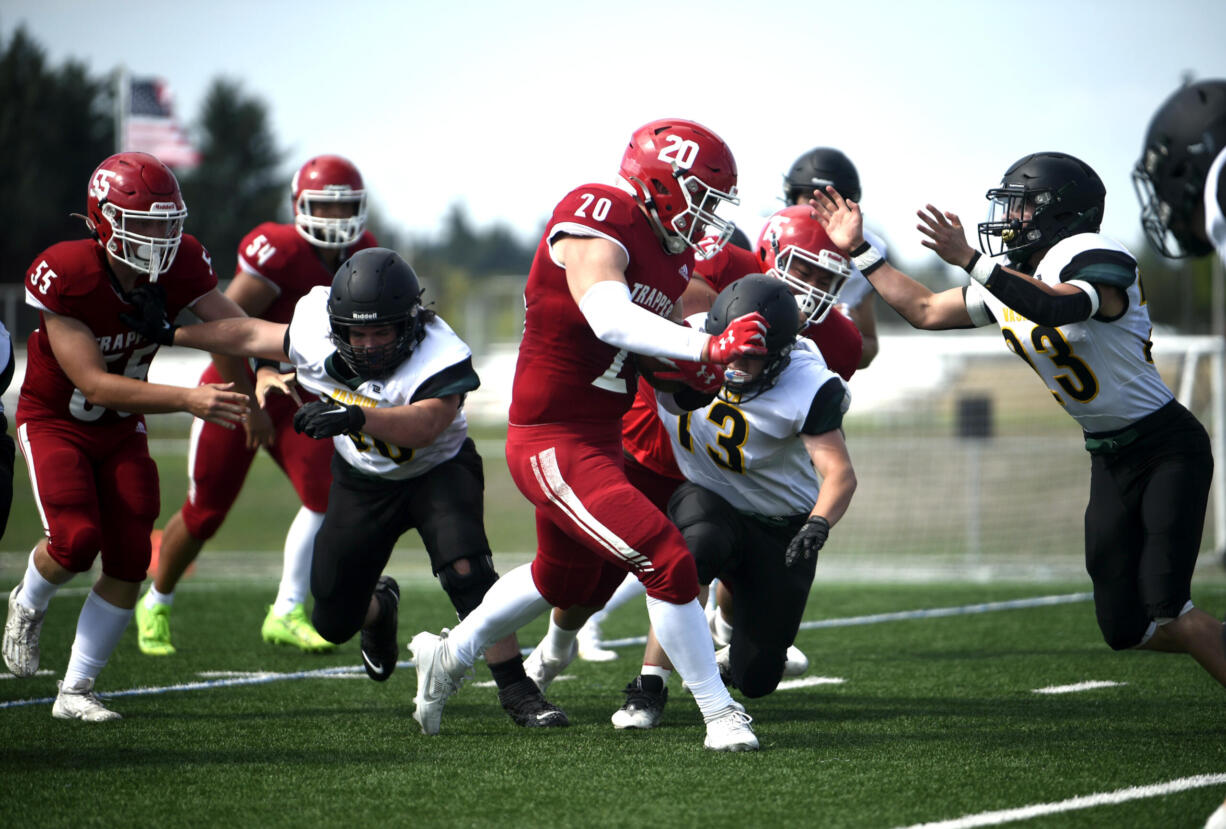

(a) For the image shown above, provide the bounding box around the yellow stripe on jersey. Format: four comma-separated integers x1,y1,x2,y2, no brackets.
327,389,379,408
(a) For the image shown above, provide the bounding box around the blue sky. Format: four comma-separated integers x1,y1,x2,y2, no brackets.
6,0,1226,268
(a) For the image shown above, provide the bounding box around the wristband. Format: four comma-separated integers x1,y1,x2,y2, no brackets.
966,252,998,286
851,242,884,275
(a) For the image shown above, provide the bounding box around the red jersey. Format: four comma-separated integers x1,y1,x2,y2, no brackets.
18,235,217,428
236,223,376,324
510,185,696,426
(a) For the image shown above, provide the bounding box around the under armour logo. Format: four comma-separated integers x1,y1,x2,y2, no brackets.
718,331,736,350
697,366,716,384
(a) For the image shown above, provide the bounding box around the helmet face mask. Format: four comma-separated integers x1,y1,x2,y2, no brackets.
327,248,426,380
87,153,188,281
977,152,1105,267
704,274,801,402
1133,79,1226,258
292,155,368,249
757,206,852,326
618,119,739,256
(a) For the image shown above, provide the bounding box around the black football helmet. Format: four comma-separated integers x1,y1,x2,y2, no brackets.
327,248,427,379
1133,79,1226,258
705,274,801,401
977,152,1106,268
783,147,861,205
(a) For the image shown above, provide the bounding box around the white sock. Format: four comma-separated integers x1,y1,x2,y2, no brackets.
145,586,174,608
542,612,580,661
646,596,734,719
18,549,59,612
274,507,323,615
448,563,549,670
62,591,133,687
641,664,672,683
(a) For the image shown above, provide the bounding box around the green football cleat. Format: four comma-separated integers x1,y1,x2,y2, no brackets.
135,597,176,656
261,604,334,652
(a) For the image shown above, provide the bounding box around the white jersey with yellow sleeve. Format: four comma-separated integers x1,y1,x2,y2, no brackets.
286,286,476,480
964,233,1172,433
658,336,850,517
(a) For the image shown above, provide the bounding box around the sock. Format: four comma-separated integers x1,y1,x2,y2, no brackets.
542,613,580,662
18,549,59,612
145,585,174,608
487,653,529,691
448,563,550,669
641,664,671,684
646,596,734,719
274,507,323,615
62,591,133,688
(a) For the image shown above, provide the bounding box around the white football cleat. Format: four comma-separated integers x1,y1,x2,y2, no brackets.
410,631,464,736
703,701,758,752
523,639,577,693
4,582,45,677
1205,801,1226,829
52,678,121,722
782,645,809,677
611,675,668,730
576,620,618,662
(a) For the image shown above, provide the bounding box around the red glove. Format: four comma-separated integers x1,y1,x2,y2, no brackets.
653,358,725,394
704,312,768,363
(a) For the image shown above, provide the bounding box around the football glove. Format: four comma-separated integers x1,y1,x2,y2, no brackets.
704,312,768,363
653,358,725,394
785,515,829,567
119,283,178,346
292,400,366,439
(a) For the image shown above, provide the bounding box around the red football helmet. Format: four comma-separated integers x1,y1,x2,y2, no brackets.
756,206,852,325
618,118,739,255
86,152,187,281
291,155,368,249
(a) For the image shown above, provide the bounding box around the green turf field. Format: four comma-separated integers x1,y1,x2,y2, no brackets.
2,579,1224,828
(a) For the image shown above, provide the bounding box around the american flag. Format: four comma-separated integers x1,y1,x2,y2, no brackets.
123,77,200,169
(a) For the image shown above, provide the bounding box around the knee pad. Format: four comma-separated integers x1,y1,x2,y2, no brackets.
180,498,226,541
438,555,499,619
109,452,161,522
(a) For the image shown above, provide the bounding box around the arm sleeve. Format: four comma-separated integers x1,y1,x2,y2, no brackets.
981,269,1097,327
578,280,709,362
801,377,851,436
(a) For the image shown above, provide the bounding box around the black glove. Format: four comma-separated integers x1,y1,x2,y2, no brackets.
119,283,178,346
292,400,366,439
785,515,829,567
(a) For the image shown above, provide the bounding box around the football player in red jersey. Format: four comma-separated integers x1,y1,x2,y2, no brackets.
2,152,251,720
134,155,377,656
408,118,767,750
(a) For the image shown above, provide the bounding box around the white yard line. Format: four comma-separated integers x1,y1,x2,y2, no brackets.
1033,680,1125,694
894,774,1226,829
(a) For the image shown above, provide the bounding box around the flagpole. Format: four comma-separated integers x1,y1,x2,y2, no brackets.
115,66,128,153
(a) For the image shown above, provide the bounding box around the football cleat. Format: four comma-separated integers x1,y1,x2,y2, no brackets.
611,675,668,730
360,577,400,681
5,582,46,675
261,604,334,652
783,645,809,677
576,620,618,662
703,701,759,752
135,595,175,656
497,677,570,728
523,639,577,693
409,630,465,735
52,678,122,722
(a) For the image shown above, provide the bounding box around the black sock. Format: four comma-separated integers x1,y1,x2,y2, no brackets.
488,654,528,691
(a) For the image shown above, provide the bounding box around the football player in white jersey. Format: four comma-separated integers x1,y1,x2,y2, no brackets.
120,248,569,729
1132,79,1226,829
809,152,1226,692
608,275,856,728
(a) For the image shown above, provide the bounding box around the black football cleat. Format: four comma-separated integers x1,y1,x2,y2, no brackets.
360,576,400,682
497,677,570,728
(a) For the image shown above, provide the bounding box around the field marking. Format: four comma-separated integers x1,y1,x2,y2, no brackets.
0,592,1092,710
0,670,55,681
778,676,845,690
1033,680,1126,694
895,773,1226,829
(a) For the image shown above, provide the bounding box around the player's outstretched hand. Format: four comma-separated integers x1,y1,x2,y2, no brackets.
917,205,977,269
785,515,829,567
187,382,249,429
255,368,303,409
119,283,178,346
293,399,366,439
704,312,768,363
244,406,275,450
808,186,864,253
653,358,725,394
